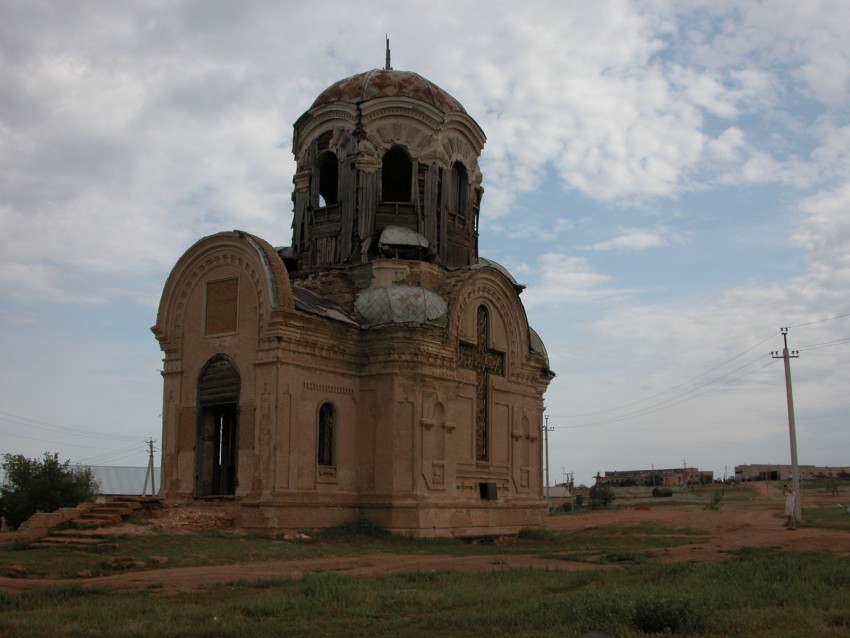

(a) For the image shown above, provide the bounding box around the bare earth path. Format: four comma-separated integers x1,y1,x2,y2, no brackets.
547,505,850,563
2,496,849,595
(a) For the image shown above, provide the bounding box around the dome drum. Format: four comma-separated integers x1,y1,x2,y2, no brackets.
290,68,485,273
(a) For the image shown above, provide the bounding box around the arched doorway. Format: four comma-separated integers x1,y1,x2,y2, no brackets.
196,356,240,497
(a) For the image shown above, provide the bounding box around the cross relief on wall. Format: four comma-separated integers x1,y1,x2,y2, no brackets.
458,305,505,462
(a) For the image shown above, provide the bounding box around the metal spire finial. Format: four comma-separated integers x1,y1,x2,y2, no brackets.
385,35,392,70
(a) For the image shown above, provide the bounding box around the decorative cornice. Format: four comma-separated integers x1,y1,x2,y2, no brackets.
303,381,355,397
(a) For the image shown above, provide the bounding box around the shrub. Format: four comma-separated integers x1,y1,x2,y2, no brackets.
631,595,707,634
592,485,616,507
704,491,723,510
0,452,99,529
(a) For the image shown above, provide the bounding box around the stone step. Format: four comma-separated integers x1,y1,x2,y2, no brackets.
89,505,134,516
31,535,105,548
91,503,135,512
69,517,119,529
112,497,148,509
80,511,122,521
51,528,112,540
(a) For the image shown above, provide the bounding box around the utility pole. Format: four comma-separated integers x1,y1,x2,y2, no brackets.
772,327,802,522
142,438,157,497
544,414,553,512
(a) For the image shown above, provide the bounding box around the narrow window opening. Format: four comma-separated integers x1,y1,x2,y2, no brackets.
382,146,412,202
453,162,468,225
318,152,338,207
318,403,335,466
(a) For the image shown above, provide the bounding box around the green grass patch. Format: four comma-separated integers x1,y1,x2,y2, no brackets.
0,550,848,637
1,516,709,579
801,506,850,531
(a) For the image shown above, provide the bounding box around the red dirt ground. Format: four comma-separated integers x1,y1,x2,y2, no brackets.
2,489,848,595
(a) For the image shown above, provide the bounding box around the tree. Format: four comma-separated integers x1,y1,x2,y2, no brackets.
0,453,99,529
593,485,617,507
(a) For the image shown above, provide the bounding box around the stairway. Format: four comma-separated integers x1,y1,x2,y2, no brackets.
30,497,155,549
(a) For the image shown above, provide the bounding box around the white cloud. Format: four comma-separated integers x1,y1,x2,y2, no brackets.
585,226,683,252
2,1,850,482
795,179,850,275
705,126,745,163
520,253,636,307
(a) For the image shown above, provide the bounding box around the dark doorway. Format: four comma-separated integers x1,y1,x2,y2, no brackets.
196,356,240,497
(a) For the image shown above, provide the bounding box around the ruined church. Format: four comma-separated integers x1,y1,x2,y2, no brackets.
153,62,555,537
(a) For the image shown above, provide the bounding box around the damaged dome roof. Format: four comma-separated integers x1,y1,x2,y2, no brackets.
365,225,438,262
311,69,466,113
355,286,448,327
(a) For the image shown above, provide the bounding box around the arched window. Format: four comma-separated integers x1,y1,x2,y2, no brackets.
381,146,412,202
317,403,335,466
317,152,338,207
452,162,468,227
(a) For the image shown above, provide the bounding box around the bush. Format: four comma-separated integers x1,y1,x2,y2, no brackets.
631,594,707,634
592,485,616,507
0,453,99,529
704,491,723,510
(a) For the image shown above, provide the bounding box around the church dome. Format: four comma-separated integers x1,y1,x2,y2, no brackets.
291,66,485,272
355,285,449,326
311,69,466,113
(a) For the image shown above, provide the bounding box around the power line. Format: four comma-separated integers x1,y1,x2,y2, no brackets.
0,429,150,464
788,312,850,329
0,427,141,450
73,442,148,466
797,336,850,352
551,316,850,427
556,356,778,430
0,410,140,442
556,331,777,419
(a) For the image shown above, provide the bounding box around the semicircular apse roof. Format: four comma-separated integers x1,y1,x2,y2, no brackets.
528,327,551,372
355,286,449,327
471,257,525,290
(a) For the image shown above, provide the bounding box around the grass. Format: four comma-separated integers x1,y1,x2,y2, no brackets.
802,505,850,531
0,550,848,637
2,487,849,636
0,516,708,579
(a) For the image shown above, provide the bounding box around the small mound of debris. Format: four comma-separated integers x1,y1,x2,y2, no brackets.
148,505,237,532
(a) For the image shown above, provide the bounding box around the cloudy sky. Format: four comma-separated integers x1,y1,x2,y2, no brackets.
2,1,849,486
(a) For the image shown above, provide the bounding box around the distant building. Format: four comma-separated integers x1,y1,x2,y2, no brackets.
544,484,573,510
734,464,850,482
89,466,161,496
596,467,713,487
